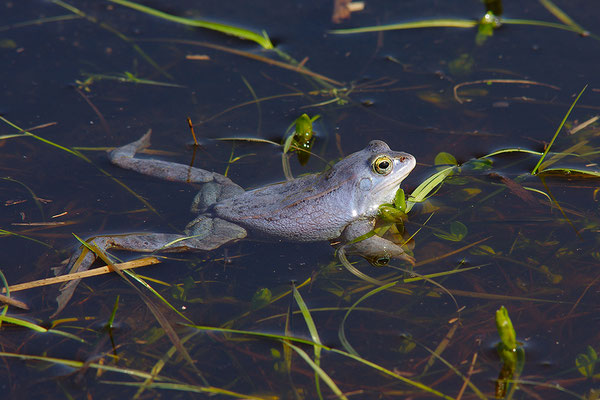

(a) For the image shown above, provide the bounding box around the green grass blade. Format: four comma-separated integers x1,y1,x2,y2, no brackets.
329,18,478,34
411,338,488,400
406,166,455,212
0,14,82,32
328,15,600,41
523,187,552,202
79,72,185,88
532,85,587,174
537,0,586,33
285,342,348,400
337,248,389,286
0,115,90,160
402,265,489,283
107,295,119,329
292,286,322,346
185,324,454,399
51,0,172,79
0,228,53,248
110,0,273,49
82,240,200,376
0,351,160,379
0,315,47,332
103,381,267,399
123,270,193,324
0,270,9,298
537,167,600,177
1,177,45,220
502,18,584,34
47,329,87,343
292,284,324,399
482,148,543,158
0,117,162,218
0,316,83,341
339,282,397,356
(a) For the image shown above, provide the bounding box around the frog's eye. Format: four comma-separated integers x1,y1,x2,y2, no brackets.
371,256,390,267
372,155,393,175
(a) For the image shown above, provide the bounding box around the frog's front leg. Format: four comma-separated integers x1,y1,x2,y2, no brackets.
53,218,246,316
109,130,243,190
335,219,415,266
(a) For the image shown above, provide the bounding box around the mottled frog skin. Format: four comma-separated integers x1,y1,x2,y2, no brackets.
53,131,415,315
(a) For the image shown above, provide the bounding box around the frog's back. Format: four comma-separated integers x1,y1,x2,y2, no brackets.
213,173,355,241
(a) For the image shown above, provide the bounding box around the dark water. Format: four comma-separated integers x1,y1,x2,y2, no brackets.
1,1,600,398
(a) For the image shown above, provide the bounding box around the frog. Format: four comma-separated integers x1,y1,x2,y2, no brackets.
53,131,416,314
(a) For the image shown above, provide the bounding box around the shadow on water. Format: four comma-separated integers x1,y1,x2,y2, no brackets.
1,0,600,398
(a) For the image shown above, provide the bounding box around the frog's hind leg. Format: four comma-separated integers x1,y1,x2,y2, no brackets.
53,223,246,316
108,130,243,188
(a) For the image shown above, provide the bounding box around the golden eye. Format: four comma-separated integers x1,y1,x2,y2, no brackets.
374,256,390,267
372,155,393,175
366,255,390,267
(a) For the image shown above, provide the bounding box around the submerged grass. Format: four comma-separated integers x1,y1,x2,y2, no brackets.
51,0,172,79
185,324,456,399
79,238,203,380
532,85,587,174
292,284,326,399
3,2,600,399
0,118,163,218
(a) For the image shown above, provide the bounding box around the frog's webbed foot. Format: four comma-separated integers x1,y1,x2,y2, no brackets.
184,215,247,249
53,225,247,317
108,130,244,190
334,219,415,267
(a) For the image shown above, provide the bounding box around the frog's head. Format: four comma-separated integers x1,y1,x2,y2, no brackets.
335,140,416,218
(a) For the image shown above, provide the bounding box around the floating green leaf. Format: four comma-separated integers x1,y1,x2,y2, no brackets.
434,152,458,167
467,158,493,171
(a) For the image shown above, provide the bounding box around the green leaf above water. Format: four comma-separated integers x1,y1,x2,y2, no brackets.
496,306,517,355
394,188,406,212
495,306,525,398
